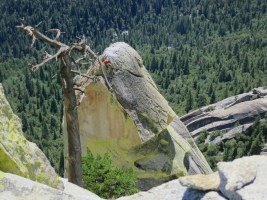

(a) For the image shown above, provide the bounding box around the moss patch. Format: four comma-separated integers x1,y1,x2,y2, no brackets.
0,84,61,189
137,112,159,133
0,171,5,191
0,146,26,177
0,171,5,179
125,126,191,180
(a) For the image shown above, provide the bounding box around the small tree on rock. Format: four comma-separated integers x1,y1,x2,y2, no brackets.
82,149,139,198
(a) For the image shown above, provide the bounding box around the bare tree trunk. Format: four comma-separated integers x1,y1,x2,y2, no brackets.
61,54,83,187
16,20,98,187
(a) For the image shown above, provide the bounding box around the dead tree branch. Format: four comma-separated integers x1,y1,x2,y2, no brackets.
75,57,87,64
29,47,67,71
16,21,98,71
47,28,63,40
69,36,98,59
52,72,60,79
34,21,43,28
16,20,102,187
73,86,84,93
74,92,86,110
30,35,36,48
71,70,94,79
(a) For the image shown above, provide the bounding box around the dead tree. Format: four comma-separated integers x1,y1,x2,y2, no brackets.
16,19,98,187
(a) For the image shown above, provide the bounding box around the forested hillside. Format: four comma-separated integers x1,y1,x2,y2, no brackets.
196,117,267,170
0,0,266,174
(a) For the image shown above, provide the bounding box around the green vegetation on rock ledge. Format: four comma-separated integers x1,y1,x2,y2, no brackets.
82,149,139,199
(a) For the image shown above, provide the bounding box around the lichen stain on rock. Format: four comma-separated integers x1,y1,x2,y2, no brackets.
77,82,141,156
125,126,189,182
0,147,26,177
0,84,63,189
0,171,4,191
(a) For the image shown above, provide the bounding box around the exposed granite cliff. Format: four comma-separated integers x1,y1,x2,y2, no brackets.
0,84,63,189
63,42,212,190
181,87,267,138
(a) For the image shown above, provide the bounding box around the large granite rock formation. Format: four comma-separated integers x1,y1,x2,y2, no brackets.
63,42,212,189
0,84,63,189
181,87,267,138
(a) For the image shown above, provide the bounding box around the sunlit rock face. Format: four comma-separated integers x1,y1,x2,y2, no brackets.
0,171,103,200
181,87,267,141
63,42,212,190
0,84,63,189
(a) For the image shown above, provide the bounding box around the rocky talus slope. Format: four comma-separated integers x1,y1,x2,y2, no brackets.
63,42,212,189
0,84,63,189
181,87,267,141
1,155,265,200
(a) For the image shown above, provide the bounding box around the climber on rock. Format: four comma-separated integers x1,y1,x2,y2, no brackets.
101,58,110,65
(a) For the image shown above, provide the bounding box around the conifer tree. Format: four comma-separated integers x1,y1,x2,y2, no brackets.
185,90,193,112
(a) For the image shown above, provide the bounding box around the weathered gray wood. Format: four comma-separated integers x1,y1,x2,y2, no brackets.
61,54,83,187
15,20,97,187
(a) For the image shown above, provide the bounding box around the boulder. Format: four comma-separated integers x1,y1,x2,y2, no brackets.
0,170,103,200
218,155,267,200
179,172,220,191
63,42,212,190
180,155,267,200
0,84,63,189
117,178,226,200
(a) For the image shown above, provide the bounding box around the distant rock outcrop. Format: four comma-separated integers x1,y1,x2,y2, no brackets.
181,87,267,139
0,84,63,189
63,42,212,190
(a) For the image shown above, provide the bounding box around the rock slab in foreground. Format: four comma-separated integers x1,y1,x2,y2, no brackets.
0,169,226,200
219,155,267,200
0,84,63,189
179,172,220,191
0,171,103,200
117,179,226,200
180,155,267,200
1,155,266,200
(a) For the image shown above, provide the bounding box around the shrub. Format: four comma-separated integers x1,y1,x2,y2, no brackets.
196,130,209,144
205,106,215,112
209,130,221,141
82,149,139,199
